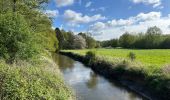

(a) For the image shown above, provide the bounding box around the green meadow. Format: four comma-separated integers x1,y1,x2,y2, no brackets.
64,49,170,67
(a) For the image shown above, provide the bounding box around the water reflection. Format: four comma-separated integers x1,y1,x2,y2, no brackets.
86,72,98,89
53,54,146,100
52,53,74,70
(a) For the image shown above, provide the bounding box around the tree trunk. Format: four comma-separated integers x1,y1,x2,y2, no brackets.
13,0,16,12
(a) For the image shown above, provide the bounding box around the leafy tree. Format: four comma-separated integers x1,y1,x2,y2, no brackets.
55,28,65,49
0,13,38,63
144,26,162,49
0,0,58,62
62,31,75,49
73,35,87,49
119,32,136,48
78,33,96,49
161,36,170,49
101,39,119,48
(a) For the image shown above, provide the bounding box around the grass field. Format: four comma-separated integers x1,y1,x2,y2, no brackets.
64,49,170,67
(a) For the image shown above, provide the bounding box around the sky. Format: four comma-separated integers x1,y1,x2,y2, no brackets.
44,0,170,40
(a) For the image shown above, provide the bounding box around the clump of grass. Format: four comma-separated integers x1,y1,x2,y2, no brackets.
128,52,136,61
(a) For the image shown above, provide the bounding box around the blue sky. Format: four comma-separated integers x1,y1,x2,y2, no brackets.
45,0,170,40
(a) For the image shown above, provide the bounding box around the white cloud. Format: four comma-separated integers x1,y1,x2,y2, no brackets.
89,12,170,40
130,0,162,8
85,1,92,8
90,7,106,12
55,0,74,7
64,9,106,25
44,10,59,17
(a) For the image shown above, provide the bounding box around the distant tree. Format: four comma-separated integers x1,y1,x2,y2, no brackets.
147,26,162,35
110,39,119,47
55,28,65,49
78,33,96,49
144,26,162,49
64,31,75,49
95,41,101,48
101,39,119,48
119,32,136,48
73,35,87,49
161,36,170,49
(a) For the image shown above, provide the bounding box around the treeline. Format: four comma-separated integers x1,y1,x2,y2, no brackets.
55,28,99,50
101,26,170,49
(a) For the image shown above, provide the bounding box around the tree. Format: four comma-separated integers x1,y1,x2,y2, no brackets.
62,31,75,49
0,0,58,63
119,32,136,48
144,26,162,49
55,28,65,49
0,13,38,63
73,35,87,49
78,33,96,49
101,39,119,48
161,36,170,49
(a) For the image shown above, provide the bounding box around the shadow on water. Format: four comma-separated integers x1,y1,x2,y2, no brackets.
52,54,147,100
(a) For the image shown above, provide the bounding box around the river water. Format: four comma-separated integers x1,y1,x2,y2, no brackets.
53,54,146,100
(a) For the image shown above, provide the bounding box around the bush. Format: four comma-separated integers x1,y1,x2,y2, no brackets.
0,60,73,100
85,51,96,64
0,13,39,63
128,52,136,61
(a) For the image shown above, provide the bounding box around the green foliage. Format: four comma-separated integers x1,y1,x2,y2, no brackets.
55,28,97,50
0,13,39,63
0,0,69,99
0,60,72,100
119,32,136,48
128,52,136,61
55,28,65,49
85,51,96,64
101,39,119,47
161,36,170,49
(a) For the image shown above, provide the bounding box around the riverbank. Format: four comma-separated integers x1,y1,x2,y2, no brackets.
60,51,170,100
0,52,74,100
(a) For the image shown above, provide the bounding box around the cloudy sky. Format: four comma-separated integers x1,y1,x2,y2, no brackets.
45,0,170,40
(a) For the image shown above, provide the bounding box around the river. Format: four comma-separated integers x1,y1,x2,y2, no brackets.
53,54,147,100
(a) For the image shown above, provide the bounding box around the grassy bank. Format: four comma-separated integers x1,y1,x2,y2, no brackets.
61,49,170,100
65,49,170,67
0,53,74,100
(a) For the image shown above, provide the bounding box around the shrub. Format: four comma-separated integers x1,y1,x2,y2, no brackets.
128,52,136,61
85,51,96,64
0,13,39,63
